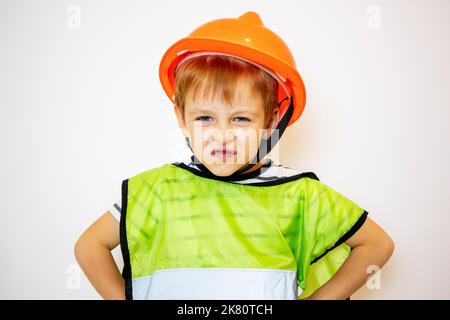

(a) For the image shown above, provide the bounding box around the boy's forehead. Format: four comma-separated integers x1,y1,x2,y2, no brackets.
186,79,262,111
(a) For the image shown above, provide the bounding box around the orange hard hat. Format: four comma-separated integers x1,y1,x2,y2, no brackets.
159,11,307,127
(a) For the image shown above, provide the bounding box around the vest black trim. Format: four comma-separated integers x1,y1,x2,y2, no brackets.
170,162,320,186
310,210,369,265
245,172,320,186
119,179,133,300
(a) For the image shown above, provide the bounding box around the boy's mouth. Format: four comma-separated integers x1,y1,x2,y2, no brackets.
211,148,237,159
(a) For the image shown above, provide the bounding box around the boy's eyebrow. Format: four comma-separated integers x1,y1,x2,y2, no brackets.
188,108,260,116
188,108,214,115
231,110,259,117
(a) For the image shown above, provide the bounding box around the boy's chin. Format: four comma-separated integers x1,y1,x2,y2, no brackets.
203,163,244,177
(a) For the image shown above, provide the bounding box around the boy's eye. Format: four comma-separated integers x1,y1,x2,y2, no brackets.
194,116,251,123
195,116,213,122
234,117,250,122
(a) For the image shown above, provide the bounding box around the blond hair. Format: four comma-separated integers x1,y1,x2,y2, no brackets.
174,55,278,128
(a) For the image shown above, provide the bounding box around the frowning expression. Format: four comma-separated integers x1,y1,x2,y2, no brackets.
175,79,278,176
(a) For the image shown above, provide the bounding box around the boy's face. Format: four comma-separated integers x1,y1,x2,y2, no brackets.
174,78,278,176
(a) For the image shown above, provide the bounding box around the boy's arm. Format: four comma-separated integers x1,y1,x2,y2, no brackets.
305,216,395,300
74,211,125,300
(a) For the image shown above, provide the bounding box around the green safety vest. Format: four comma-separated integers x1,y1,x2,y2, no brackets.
119,163,368,300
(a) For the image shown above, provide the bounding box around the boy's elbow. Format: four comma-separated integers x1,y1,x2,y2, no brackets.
74,237,85,264
388,237,395,256
381,234,395,262
74,236,92,265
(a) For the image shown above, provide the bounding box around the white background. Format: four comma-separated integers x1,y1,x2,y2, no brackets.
1,0,449,299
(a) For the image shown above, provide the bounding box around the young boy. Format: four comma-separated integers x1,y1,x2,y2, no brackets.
74,11,394,300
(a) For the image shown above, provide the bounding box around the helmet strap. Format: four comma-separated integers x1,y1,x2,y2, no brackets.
232,97,293,175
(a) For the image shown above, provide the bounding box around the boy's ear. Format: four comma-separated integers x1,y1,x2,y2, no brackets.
174,104,185,129
173,104,189,137
262,107,280,140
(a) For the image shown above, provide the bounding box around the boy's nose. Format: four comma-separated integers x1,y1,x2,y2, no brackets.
209,127,236,144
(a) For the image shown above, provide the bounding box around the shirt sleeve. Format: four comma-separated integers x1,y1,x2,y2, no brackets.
304,177,368,264
107,190,122,222
108,202,121,221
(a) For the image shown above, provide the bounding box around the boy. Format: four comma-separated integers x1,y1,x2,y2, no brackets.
74,11,394,300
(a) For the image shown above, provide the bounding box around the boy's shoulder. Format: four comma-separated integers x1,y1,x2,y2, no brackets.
266,163,320,181
126,163,184,182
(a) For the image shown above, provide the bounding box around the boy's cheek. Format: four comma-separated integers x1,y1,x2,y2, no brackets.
191,138,209,158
